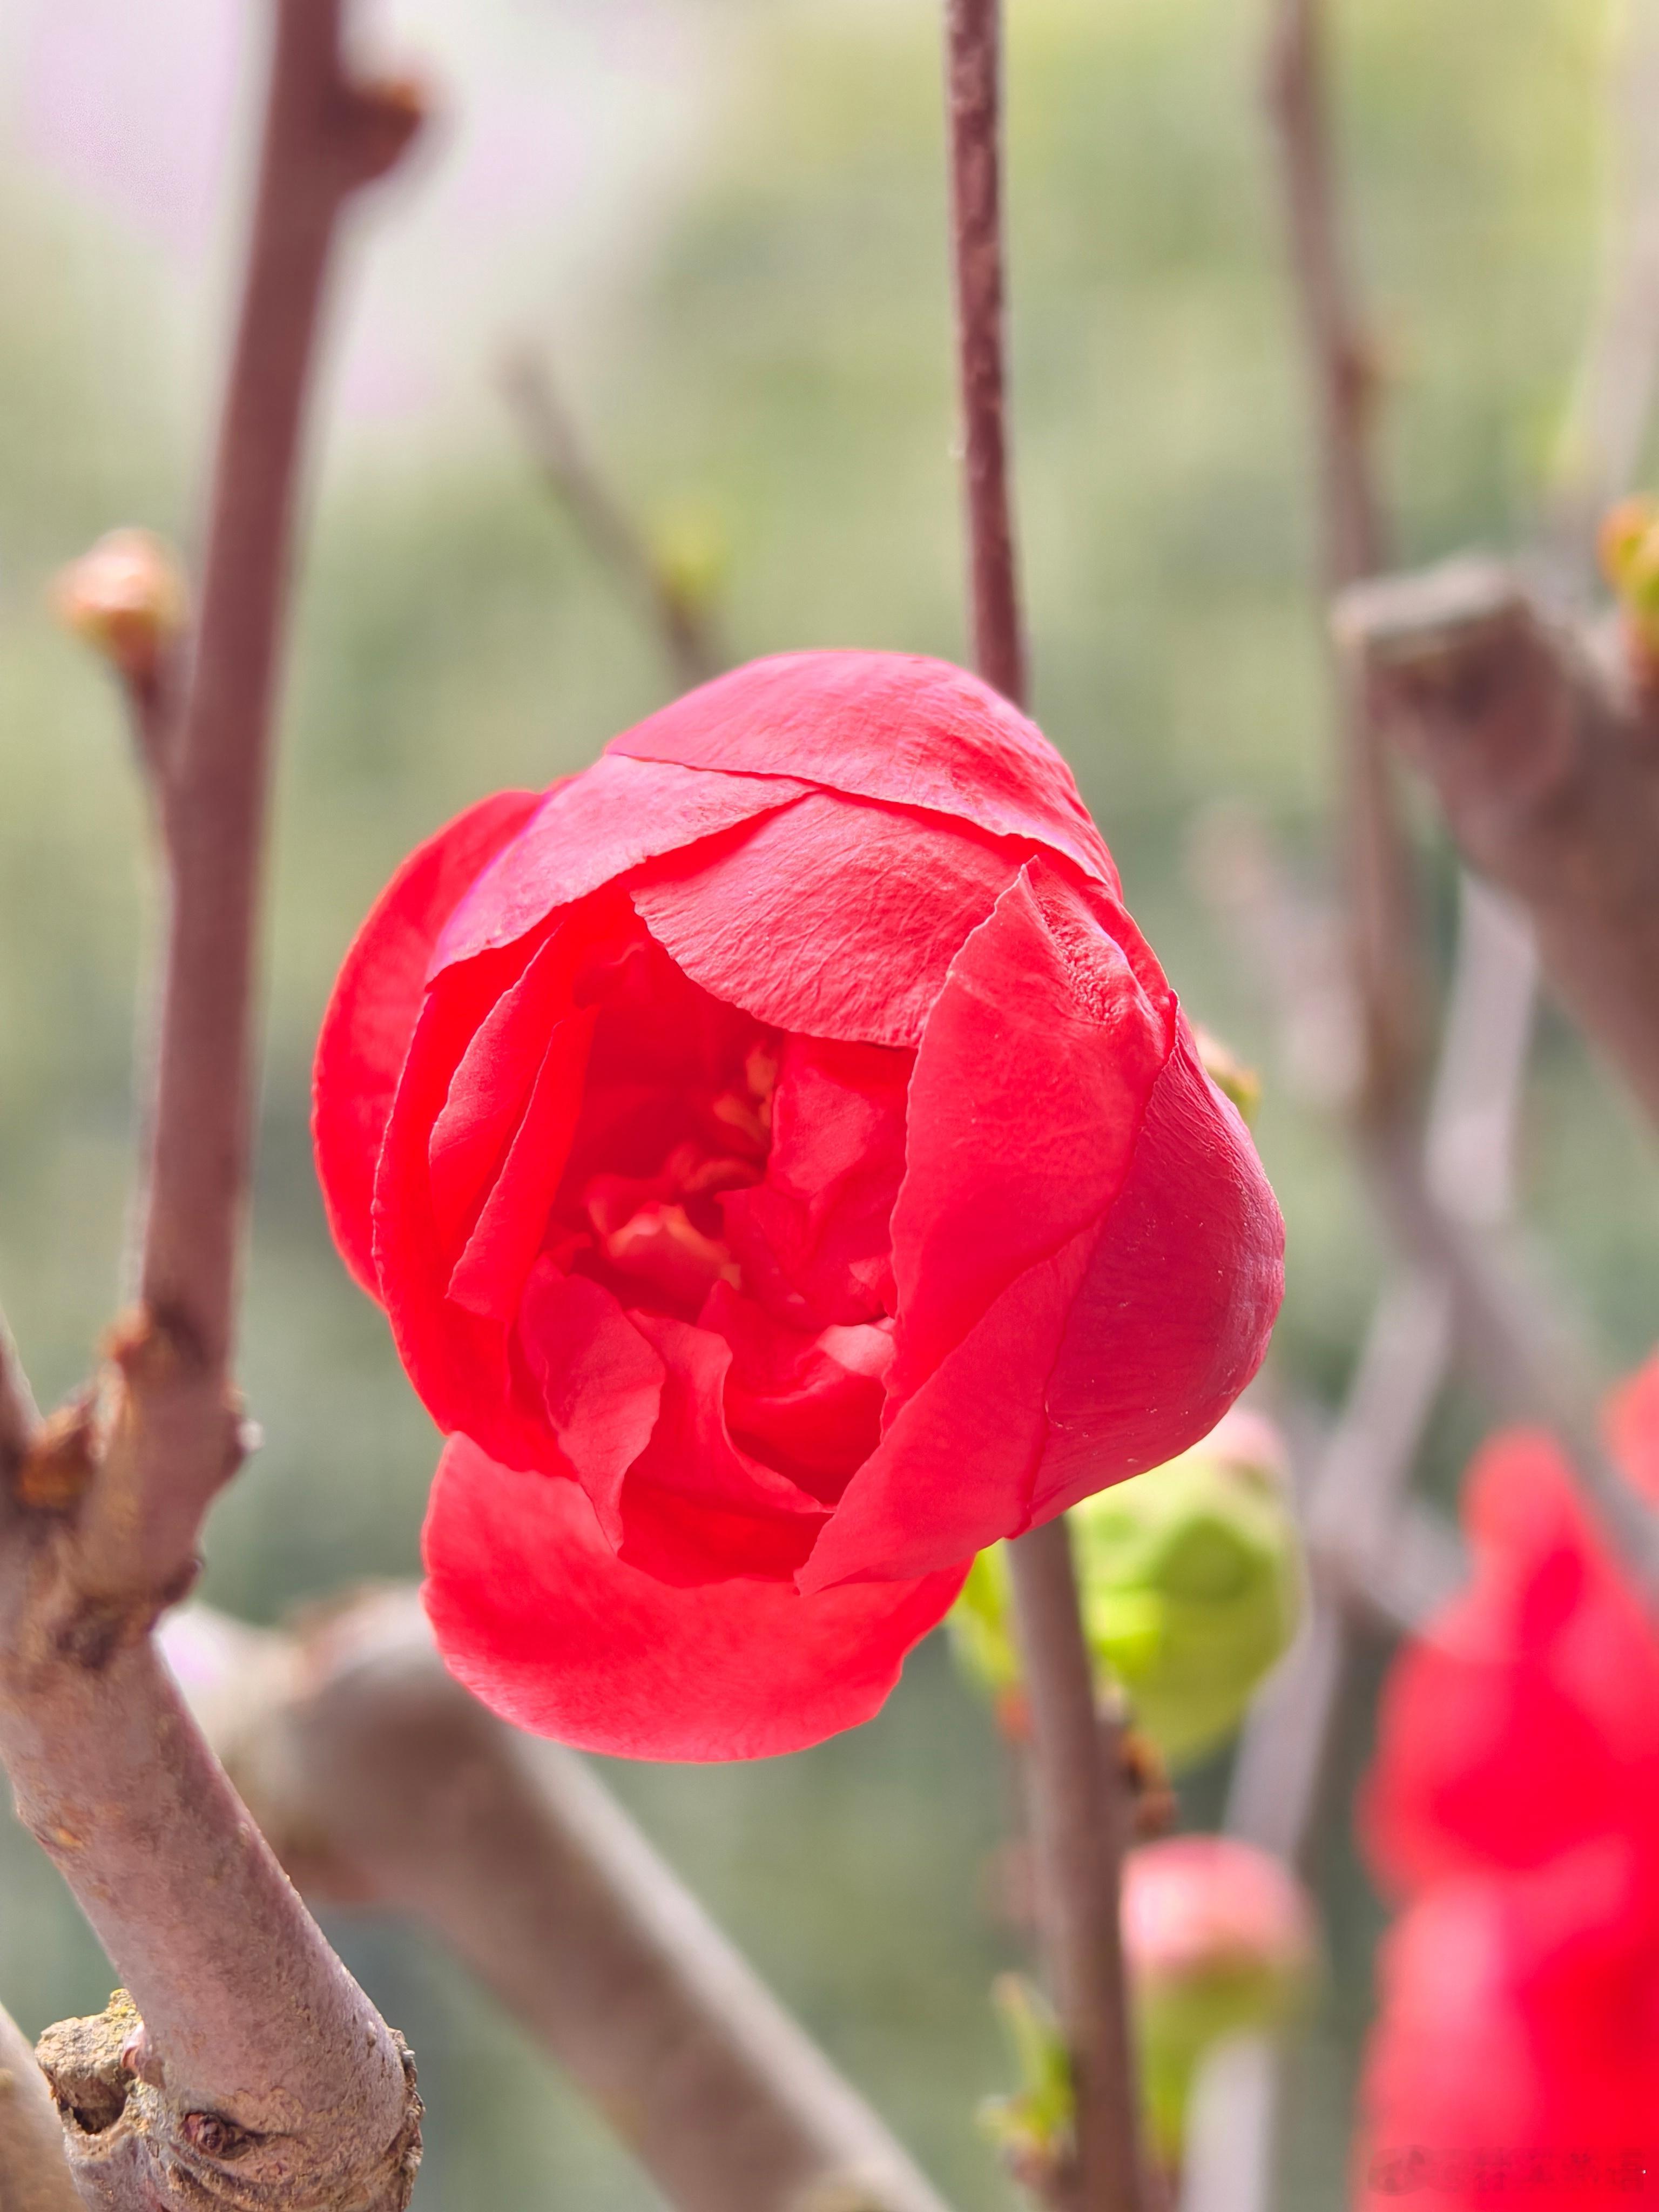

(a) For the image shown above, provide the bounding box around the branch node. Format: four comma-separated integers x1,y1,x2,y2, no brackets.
15,1397,98,1514
334,73,429,188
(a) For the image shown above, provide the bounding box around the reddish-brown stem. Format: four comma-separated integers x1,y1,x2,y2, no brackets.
0,3,424,2204
1266,0,1421,1131
942,3,1147,2204
945,0,1026,707
500,347,726,692
1007,1526,1149,2212
119,2,418,1608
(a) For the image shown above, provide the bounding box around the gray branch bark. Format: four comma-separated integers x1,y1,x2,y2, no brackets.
163,1591,956,2212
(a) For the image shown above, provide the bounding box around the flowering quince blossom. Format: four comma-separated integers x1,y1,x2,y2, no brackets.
313,651,1284,1759
1354,1369,1659,2208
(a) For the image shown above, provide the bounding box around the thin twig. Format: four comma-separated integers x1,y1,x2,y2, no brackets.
500,347,725,691
159,1591,958,2212
943,2,1148,2204
0,4,425,2205
1265,0,1421,1130
113,10,421,1613
0,1994,80,2212
1007,1530,1150,2211
945,0,1026,707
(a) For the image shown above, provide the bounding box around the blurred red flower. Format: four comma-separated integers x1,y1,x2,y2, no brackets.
313,650,1283,1757
1354,1398,1659,2207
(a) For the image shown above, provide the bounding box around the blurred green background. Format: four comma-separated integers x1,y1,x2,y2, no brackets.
2,0,1656,2203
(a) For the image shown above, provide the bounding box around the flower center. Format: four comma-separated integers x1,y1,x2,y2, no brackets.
547,928,780,1322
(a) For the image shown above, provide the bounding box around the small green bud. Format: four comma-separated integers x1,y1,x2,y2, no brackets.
977,1974,1074,2196
649,498,729,621
1123,1835,1317,2162
946,1408,1303,1769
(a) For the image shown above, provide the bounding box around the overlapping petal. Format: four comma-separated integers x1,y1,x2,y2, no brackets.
313,788,539,1292
631,791,1029,1048
609,649,1117,889
423,1436,968,1760
433,751,814,973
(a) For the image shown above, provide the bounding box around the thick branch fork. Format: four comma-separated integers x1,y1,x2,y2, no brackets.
0,2,424,2205
167,1593,954,2212
1337,559,1659,1135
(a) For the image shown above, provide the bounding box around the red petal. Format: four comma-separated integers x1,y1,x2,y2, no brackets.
1028,1022,1285,1521
612,1312,829,1584
610,650,1117,892
801,1020,1283,1590
703,1280,890,1501
313,789,540,1295
798,1222,1100,1591
431,752,811,973
516,1262,666,1537
631,792,1028,1047
372,898,626,1471
422,1435,966,1759
445,1011,598,1321
1361,1432,1659,1894
888,862,1171,1401
720,1034,911,1330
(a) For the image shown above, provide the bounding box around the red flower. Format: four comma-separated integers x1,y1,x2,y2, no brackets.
1359,1859,1659,2207
1354,1426,1659,2204
313,651,1283,1757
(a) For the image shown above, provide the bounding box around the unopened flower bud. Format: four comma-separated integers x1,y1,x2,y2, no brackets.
947,1407,1304,1768
1123,1834,1317,2160
52,528,189,686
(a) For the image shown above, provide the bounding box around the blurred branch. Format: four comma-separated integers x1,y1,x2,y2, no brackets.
1197,6,1659,2207
1547,0,1659,568
0,4,426,2206
500,347,725,691
1338,561,1659,1137
944,2,1147,2204
0,1310,37,1489
1265,0,1422,1131
0,1994,80,2212
161,1592,957,2212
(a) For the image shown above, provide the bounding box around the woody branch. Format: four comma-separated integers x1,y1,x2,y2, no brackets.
165,1591,956,2212
0,3,425,2206
943,4,1149,2208
1338,561,1659,1137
